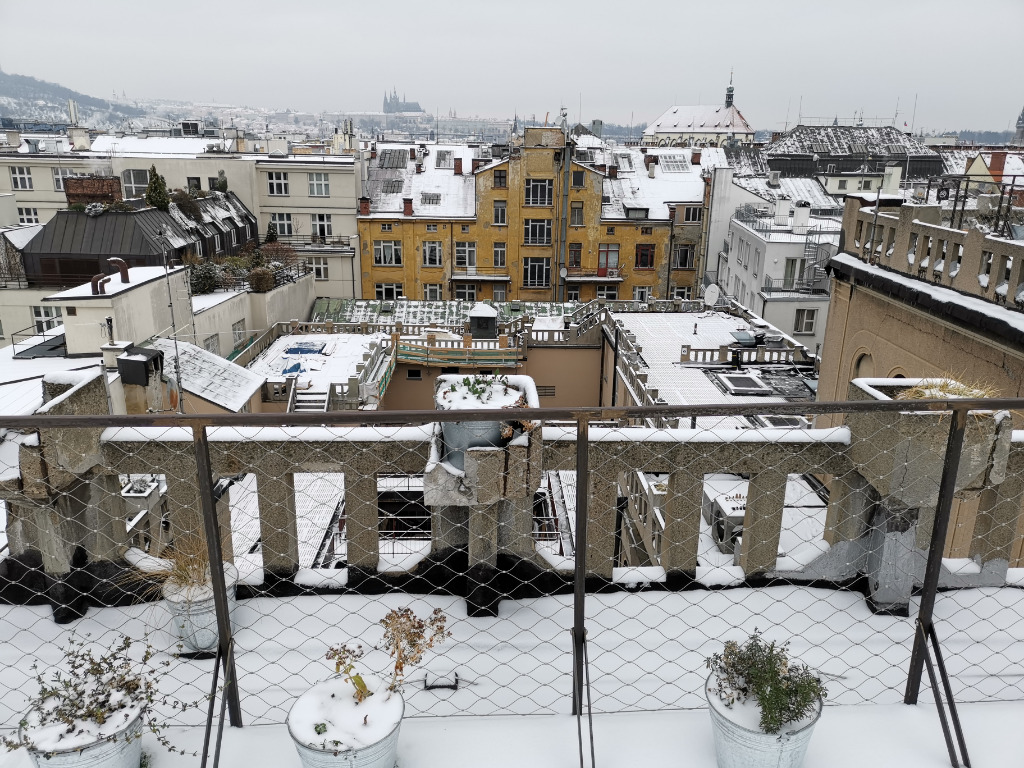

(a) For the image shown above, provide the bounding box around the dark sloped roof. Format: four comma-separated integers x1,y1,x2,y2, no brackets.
22,208,193,256
766,125,937,158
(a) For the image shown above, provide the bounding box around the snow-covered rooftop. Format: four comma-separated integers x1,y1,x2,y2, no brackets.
644,104,754,136
192,291,242,314
766,125,937,157
364,143,478,218
601,147,719,220
89,135,232,156
149,338,264,412
44,266,185,300
246,333,388,393
733,176,841,212
0,223,42,250
311,299,579,325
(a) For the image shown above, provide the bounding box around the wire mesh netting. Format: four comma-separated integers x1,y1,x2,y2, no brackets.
1,397,1024,745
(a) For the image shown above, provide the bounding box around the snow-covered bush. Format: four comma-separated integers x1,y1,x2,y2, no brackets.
189,262,220,295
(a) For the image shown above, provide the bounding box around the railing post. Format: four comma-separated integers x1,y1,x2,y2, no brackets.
905,407,968,705
571,414,589,716
192,425,243,727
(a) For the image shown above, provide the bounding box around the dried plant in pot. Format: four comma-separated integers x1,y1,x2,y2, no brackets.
705,631,826,768
288,607,450,768
3,634,202,768
122,535,238,655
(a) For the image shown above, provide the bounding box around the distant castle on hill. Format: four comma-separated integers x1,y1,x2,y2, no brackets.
383,87,423,114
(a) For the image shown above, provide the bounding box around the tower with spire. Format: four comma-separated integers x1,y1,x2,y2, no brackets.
725,70,735,108
1015,105,1024,146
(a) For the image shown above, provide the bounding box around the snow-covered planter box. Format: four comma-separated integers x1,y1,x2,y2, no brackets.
846,378,1011,512
705,632,825,768
124,545,237,655
288,608,448,768
425,375,541,506
4,635,201,767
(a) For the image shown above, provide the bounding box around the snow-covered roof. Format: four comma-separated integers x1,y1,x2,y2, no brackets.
938,148,975,176
364,143,477,218
44,266,185,300
0,341,102,416
468,302,498,318
89,135,232,156
192,291,242,314
601,147,715,220
246,333,388,393
733,177,841,212
979,152,1024,180
0,224,43,250
311,298,579,325
149,338,264,412
644,104,754,137
766,125,937,157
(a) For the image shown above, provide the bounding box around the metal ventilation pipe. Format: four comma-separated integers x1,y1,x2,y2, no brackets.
107,257,130,283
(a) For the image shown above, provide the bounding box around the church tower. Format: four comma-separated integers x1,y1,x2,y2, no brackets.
1015,106,1024,146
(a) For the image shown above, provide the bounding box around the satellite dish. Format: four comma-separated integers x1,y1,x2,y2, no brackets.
559,267,568,279
703,284,721,308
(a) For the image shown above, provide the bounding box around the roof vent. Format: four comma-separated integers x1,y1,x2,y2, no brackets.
715,373,773,396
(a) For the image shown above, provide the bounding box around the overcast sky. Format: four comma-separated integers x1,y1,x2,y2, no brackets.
3,0,1021,133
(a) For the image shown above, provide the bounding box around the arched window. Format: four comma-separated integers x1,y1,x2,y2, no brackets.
853,352,874,378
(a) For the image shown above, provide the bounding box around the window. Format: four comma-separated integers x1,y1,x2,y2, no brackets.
826,164,837,174
373,241,403,265
626,207,648,220
52,167,77,191
308,172,330,197
230,228,238,246
571,170,585,188
523,219,552,245
672,244,695,269
215,233,223,252
454,284,476,300
524,178,553,206
641,226,653,235
421,193,440,205
570,202,584,227
596,285,618,300
633,286,651,301
837,179,848,191
568,242,582,267
308,256,329,280
232,319,246,346
434,149,454,169
794,308,817,335
493,285,506,302
381,179,403,194
121,168,149,197
494,170,507,188
270,213,293,236
523,257,551,288
375,283,403,300
422,241,443,266
203,335,220,355
683,206,704,223
407,369,423,381
567,286,581,302
455,242,477,268
186,176,201,192
267,172,289,196
32,305,61,333
672,286,693,299
17,207,39,224
493,242,506,267
426,224,438,232
493,200,507,225
208,177,219,191
10,166,33,190
381,223,393,232
861,180,872,191
598,243,620,269
461,225,470,233
424,284,442,301
312,213,332,239
606,226,615,235
635,244,655,269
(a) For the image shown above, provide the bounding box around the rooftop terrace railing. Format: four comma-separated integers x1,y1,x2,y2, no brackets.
1,392,1022,765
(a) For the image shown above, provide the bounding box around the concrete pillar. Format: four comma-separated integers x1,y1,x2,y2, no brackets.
498,494,535,559
345,475,379,572
164,474,205,540
467,501,501,617
254,469,300,579
662,467,703,574
737,469,787,575
3,500,42,556
823,471,877,546
72,475,128,562
971,473,1024,564
863,506,916,615
216,489,234,563
586,473,618,579
431,504,469,553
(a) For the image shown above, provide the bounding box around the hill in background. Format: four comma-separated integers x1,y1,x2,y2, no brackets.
0,67,143,128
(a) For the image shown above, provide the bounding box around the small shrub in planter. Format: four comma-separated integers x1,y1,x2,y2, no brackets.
288,607,449,768
249,266,274,293
705,631,826,768
3,634,202,765
189,262,219,295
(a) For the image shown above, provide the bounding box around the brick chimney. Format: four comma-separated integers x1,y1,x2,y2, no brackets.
409,147,417,161
403,197,414,216
358,197,371,216
472,158,485,172
609,166,618,179
370,146,377,160
415,163,423,174
989,151,1008,182
65,176,122,206
691,149,702,165
454,157,463,175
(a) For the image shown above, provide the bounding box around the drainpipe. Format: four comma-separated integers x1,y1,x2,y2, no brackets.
556,109,571,302
610,324,620,406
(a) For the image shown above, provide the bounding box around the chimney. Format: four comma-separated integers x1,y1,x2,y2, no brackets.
609,166,618,179
792,200,811,235
989,151,1008,181
403,197,414,216
415,163,423,174
691,149,702,165
640,147,647,155
409,147,417,161
767,170,781,188
358,197,371,216
648,161,657,179
454,157,463,175
472,158,485,172
65,176,122,206
107,257,130,283
882,164,902,194
773,196,790,226
370,146,377,160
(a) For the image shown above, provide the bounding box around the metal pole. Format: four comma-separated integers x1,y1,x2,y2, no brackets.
571,415,590,716
905,407,967,704
192,425,243,726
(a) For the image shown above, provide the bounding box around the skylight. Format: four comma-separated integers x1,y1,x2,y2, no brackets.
378,149,407,169
381,179,404,194
659,155,690,173
435,150,453,169
421,193,441,205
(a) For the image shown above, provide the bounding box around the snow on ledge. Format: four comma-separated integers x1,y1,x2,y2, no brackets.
101,425,435,443
542,426,851,444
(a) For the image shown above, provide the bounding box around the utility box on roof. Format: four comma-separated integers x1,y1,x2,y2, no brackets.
468,302,498,340
117,346,163,387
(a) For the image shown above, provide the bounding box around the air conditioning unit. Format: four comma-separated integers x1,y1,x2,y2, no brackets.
607,268,620,278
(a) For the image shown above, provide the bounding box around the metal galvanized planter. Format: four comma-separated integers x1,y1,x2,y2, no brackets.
22,709,143,768
706,674,821,768
287,690,404,768
164,567,237,654
439,420,503,470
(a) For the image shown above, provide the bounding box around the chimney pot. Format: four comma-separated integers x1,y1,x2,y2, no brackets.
403,197,414,216
454,157,463,175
